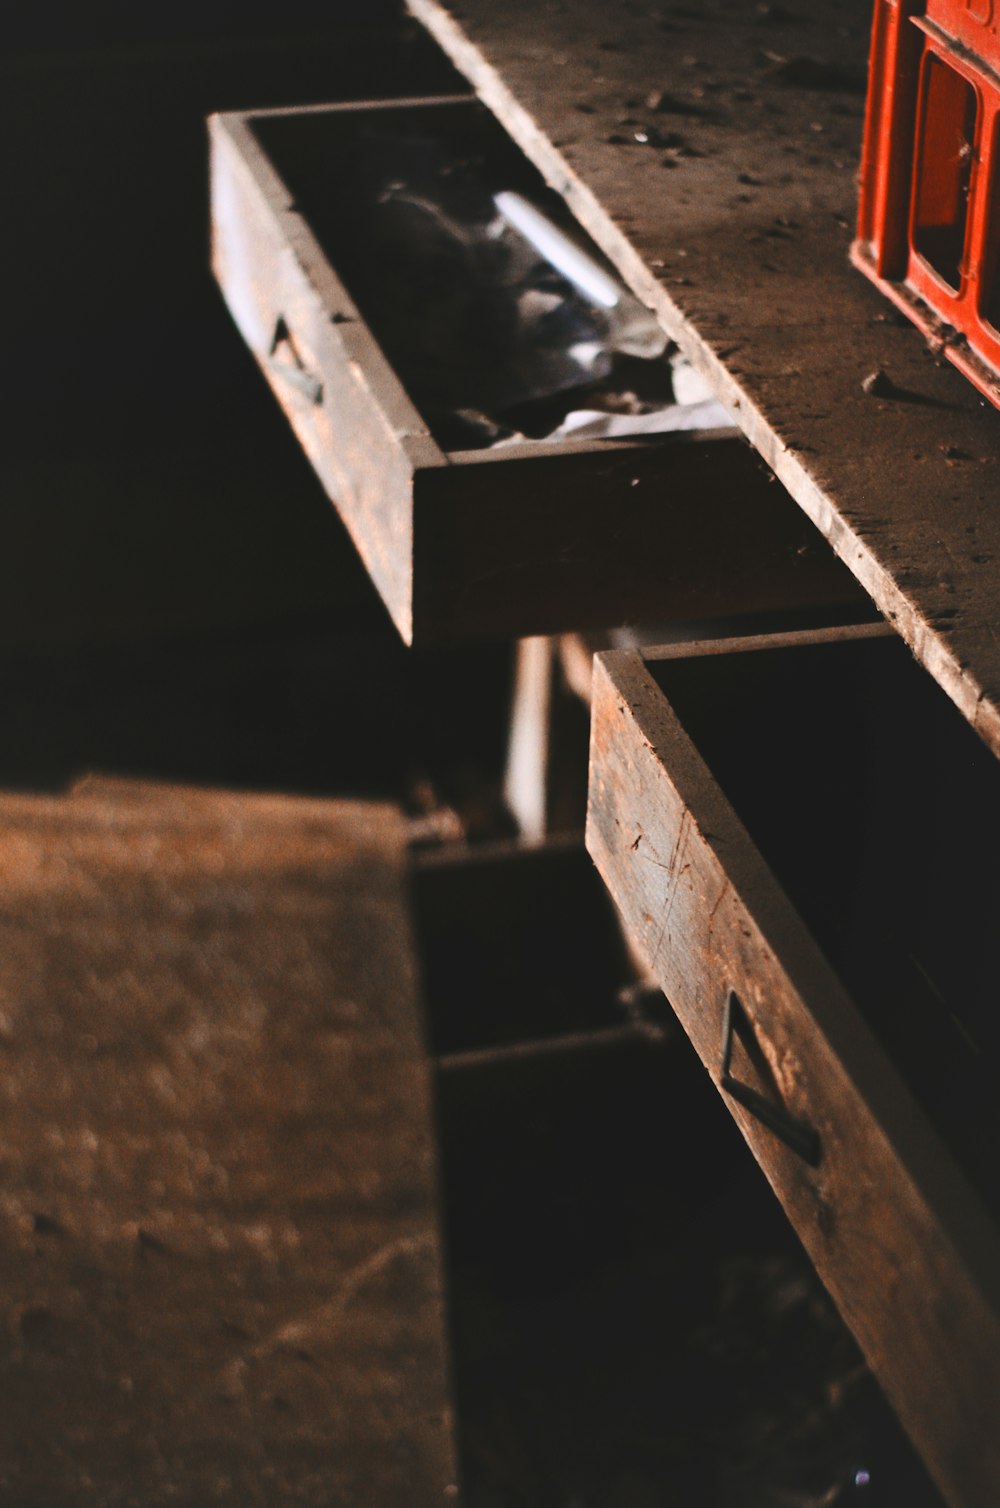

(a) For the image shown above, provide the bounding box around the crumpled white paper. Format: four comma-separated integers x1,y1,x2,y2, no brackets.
541,395,736,441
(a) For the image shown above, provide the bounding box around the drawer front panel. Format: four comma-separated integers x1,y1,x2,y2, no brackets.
586,639,1000,1508
412,437,866,645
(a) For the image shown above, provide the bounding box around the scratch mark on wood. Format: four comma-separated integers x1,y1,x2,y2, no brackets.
650,808,692,965
707,876,731,935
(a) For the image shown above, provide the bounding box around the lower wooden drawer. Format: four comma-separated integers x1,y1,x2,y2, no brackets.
586,621,1000,1508
209,95,861,645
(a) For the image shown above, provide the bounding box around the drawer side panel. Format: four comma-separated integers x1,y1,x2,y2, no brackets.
586,648,1000,1508
209,114,421,642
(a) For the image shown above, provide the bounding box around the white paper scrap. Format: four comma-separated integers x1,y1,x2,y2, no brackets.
542,396,737,441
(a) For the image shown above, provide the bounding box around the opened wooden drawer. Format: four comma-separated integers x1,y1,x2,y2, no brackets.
209,95,860,646
586,622,1000,1508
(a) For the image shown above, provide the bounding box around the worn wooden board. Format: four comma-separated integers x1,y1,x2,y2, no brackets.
210,106,434,641
408,0,1000,753
211,93,865,646
413,433,866,641
0,782,456,1506
587,625,1000,1508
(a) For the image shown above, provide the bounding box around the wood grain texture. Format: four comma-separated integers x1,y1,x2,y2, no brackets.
210,109,435,642
211,96,863,646
0,782,456,1506
586,629,1000,1508
408,0,1000,752
415,434,865,642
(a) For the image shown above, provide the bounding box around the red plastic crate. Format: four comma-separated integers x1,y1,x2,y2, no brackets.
853,0,1000,405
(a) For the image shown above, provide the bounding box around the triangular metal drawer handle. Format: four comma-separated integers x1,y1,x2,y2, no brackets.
720,990,821,1167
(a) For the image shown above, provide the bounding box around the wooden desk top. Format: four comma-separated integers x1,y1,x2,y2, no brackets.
0,780,455,1505
409,0,1000,756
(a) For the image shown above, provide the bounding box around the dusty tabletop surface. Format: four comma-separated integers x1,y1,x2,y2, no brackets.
409,0,1000,755
0,782,454,1508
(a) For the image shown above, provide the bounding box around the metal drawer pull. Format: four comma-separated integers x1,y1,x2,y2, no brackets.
268,318,323,405
720,991,821,1166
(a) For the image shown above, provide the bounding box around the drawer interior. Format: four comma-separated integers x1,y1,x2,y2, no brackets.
251,100,684,451
437,1028,943,1507
649,635,1000,1220
411,838,632,1056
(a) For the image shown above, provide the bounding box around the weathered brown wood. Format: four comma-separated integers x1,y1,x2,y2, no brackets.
415,433,865,642
0,782,456,1506
407,0,1000,753
586,623,1000,1508
209,107,440,641
210,94,864,646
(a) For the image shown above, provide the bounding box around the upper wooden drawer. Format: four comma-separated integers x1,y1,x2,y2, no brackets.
587,623,1000,1508
209,96,861,646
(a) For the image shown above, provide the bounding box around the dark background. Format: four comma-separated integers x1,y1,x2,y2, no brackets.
0,2,515,809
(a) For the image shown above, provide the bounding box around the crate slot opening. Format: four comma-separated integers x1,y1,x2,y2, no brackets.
912,51,978,292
